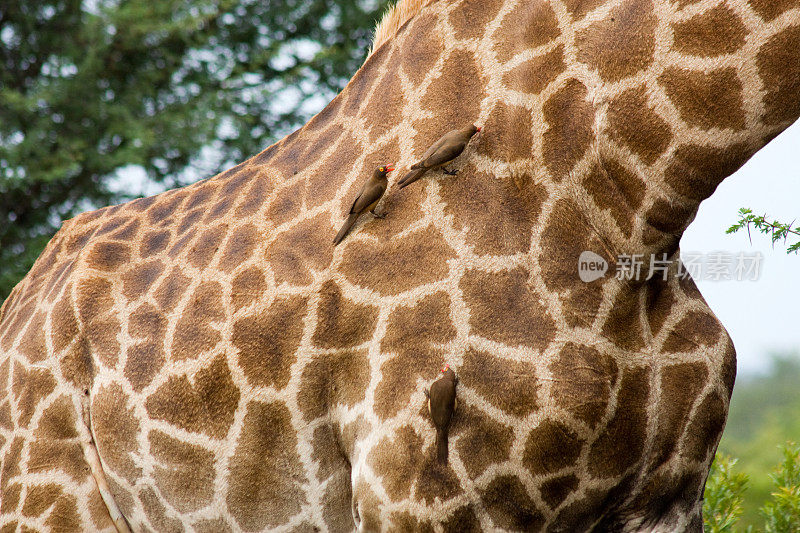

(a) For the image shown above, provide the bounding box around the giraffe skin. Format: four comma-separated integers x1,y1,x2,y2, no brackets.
1,0,799,531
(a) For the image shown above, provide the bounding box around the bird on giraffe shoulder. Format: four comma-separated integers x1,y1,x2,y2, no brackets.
333,164,394,246
397,125,482,189
425,363,459,465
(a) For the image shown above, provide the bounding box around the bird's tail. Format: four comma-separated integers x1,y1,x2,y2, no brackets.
435,428,449,464
333,213,359,246
398,168,425,189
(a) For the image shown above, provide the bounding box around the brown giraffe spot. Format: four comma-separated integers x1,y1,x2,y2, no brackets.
96,216,125,236
193,518,233,533
323,469,355,533
303,132,358,210
390,512,434,533
125,342,165,392
629,470,702,528
482,102,534,161
140,229,171,257
645,279,677,339
644,197,696,237
267,131,309,177
344,43,390,117
759,26,800,126
149,430,215,513
313,281,378,349
542,79,595,180
552,480,634,531
461,348,539,417
339,227,455,296
366,70,405,141
298,349,370,421
21,483,62,517
588,366,650,478
416,49,485,135
65,228,94,255
12,362,56,428
375,292,456,419
453,405,515,478
580,162,633,238
540,474,579,510
145,355,240,439
129,302,166,339
306,92,343,132
187,224,226,269
43,493,81,531
602,284,646,351
86,241,130,271
28,396,86,482
480,475,545,531
750,0,798,21
113,218,143,241
128,195,157,212
503,45,566,95
218,164,252,194
60,335,94,389
664,142,752,202
662,309,722,353
236,176,273,218
121,260,165,301
139,485,183,532
0,298,32,351
185,183,217,210
399,14,442,85
265,214,334,287
353,480,382,532
550,343,619,428
450,0,504,39
368,425,462,503
171,281,224,360
44,259,76,302
205,194,235,222
227,401,309,530
604,158,646,212
493,1,560,63
18,310,46,362
682,391,726,462
539,197,609,325
219,223,259,272
154,267,191,313
721,338,737,397
651,362,708,468
443,505,481,533
563,0,604,19
92,383,141,484
523,420,584,476
659,67,746,131
232,295,307,390
148,191,187,225
265,180,303,226
440,169,546,255
309,424,349,482
672,4,747,57
461,267,556,350
607,85,672,165
231,266,267,312
176,208,204,236
576,0,657,82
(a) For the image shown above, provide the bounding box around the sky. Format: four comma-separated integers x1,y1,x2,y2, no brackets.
681,120,800,375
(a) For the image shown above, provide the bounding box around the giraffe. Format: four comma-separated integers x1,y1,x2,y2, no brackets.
1,0,799,530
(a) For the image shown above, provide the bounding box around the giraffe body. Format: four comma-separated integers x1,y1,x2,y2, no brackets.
2,0,800,531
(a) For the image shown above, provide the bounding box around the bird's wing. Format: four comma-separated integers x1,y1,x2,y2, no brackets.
351,179,385,214
421,140,466,169
347,182,368,214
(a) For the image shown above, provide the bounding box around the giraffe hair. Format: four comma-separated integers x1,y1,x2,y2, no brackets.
369,0,436,58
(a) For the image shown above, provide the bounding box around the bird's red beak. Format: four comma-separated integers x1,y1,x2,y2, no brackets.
386,165,395,172
476,127,482,132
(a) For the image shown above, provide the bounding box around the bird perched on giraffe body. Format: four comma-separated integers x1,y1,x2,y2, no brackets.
333,164,394,245
397,125,481,189
426,364,458,464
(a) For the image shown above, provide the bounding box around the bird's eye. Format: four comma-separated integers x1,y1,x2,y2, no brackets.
380,167,384,172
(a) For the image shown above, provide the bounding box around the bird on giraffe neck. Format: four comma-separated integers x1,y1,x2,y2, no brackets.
397,125,481,189
333,164,394,246
426,363,459,465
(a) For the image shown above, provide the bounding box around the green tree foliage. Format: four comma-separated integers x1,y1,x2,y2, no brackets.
704,454,749,533
728,208,800,254
761,443,800,533
0,0,389,299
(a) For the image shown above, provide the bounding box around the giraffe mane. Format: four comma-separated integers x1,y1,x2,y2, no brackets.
368,0,436,59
